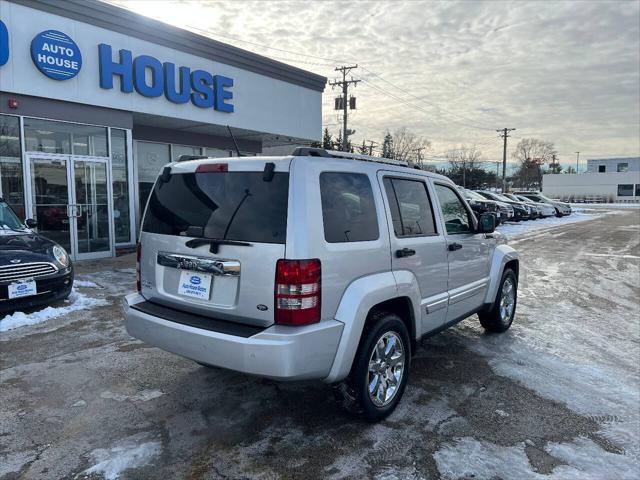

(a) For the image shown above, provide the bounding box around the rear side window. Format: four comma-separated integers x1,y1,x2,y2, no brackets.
142,171,289,243
383,177,437,236
320,172,379,243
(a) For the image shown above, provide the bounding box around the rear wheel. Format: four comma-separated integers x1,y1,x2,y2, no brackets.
334,312,411,421
479,268,517,333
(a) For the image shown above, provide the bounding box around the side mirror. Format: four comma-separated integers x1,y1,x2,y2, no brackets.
477,213,496,234
25,218,38,229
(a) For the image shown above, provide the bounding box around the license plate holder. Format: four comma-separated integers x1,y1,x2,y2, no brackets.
177,270,212,299
8,279,37,299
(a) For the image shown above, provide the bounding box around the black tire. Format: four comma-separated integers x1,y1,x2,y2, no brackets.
334,311,411,422
555,208,564,218
479,268,517,333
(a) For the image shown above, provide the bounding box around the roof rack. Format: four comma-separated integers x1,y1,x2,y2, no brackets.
176,154,208,162
291,147,409,167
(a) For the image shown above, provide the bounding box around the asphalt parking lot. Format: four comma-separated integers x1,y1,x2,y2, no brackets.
1,208,639,479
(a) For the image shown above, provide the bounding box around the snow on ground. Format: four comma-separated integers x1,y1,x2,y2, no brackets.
496,211,600,238
79,432,161,480
570,203,640,209
0,289,108,332
434,435,638,480
73,280,101,288
0,267,134,335
435,209,640,479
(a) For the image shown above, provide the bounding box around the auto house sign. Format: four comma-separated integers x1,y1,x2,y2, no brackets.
30,30,82,80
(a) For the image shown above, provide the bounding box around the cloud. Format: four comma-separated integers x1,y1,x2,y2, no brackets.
109,0,640,166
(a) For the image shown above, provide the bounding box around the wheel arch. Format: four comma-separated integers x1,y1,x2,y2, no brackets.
366,296,416,353
483,244,519,307
323,271,418,383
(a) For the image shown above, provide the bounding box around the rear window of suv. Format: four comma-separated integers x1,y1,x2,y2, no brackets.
320,172,379,243
142,171,289,243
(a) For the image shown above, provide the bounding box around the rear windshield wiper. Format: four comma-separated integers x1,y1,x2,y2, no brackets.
185,238,252,254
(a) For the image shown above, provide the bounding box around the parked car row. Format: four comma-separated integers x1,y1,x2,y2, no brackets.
458,187,571,224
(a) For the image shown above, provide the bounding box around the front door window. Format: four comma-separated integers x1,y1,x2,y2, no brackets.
434,184,473,234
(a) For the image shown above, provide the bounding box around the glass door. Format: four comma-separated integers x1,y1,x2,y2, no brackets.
29,156,72,253
27,154,113,260
72,159,112,259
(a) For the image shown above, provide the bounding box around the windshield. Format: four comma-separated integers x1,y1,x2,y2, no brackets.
465,189,489,201
0,201,26,231
492,193,513,202
142,171,289,243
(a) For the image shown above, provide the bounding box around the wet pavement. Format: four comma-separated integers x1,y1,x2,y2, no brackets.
1,208,638,479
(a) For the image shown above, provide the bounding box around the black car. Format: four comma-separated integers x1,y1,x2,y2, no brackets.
457,187,502,224
476,191,532,221
0,199,73,313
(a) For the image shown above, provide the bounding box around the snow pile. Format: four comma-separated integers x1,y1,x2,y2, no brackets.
0,289,108,332
81,433,161,480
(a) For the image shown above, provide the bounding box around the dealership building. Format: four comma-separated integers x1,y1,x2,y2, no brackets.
0,0,325,259
542,157,640,202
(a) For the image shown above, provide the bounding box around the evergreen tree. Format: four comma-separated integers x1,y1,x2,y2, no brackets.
358,140,369,155
382,131,393,159
322,128,333,150
334,130,343,151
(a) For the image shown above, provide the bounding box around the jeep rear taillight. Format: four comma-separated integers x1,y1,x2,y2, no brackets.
275,259,321,326
136,242,141,292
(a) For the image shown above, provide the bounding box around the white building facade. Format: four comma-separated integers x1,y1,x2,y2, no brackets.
542,157,640,203
0,0,325,259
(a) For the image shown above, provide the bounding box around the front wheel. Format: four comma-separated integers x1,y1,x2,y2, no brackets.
479,268,517,333
334,312,411,421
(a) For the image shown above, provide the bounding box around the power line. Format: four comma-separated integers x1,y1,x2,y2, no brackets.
154,16,499,134
358,66,495,131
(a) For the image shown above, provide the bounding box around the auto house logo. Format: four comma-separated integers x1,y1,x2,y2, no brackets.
30,30,82,80
0,20,8,67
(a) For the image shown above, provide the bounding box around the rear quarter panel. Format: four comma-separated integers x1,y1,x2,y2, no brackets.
286,157,393,323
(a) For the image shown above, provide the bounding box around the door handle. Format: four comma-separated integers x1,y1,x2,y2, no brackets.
448,242,463,251
396,248,416,258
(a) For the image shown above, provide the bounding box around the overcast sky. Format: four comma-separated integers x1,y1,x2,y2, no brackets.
109,0,639,168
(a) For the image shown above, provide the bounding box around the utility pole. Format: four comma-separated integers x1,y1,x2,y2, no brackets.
366,140,378,156
497,128,516,192
329,65,360,151
575,151,580,173
412,147,425,168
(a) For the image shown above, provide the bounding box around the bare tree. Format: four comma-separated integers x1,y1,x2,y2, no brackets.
445,144,483,187
512,138,557,188
387,127,431,166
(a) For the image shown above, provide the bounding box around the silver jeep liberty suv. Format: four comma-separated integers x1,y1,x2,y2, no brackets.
124,148,519,421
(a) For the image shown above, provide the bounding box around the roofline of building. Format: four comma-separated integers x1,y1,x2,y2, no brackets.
7,0,328,92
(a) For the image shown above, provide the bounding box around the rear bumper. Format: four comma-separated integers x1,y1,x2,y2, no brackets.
123,293,344,381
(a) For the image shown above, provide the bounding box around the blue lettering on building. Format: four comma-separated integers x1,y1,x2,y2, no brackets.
30,30,82,80
0,20,8,67
98,44,234,112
